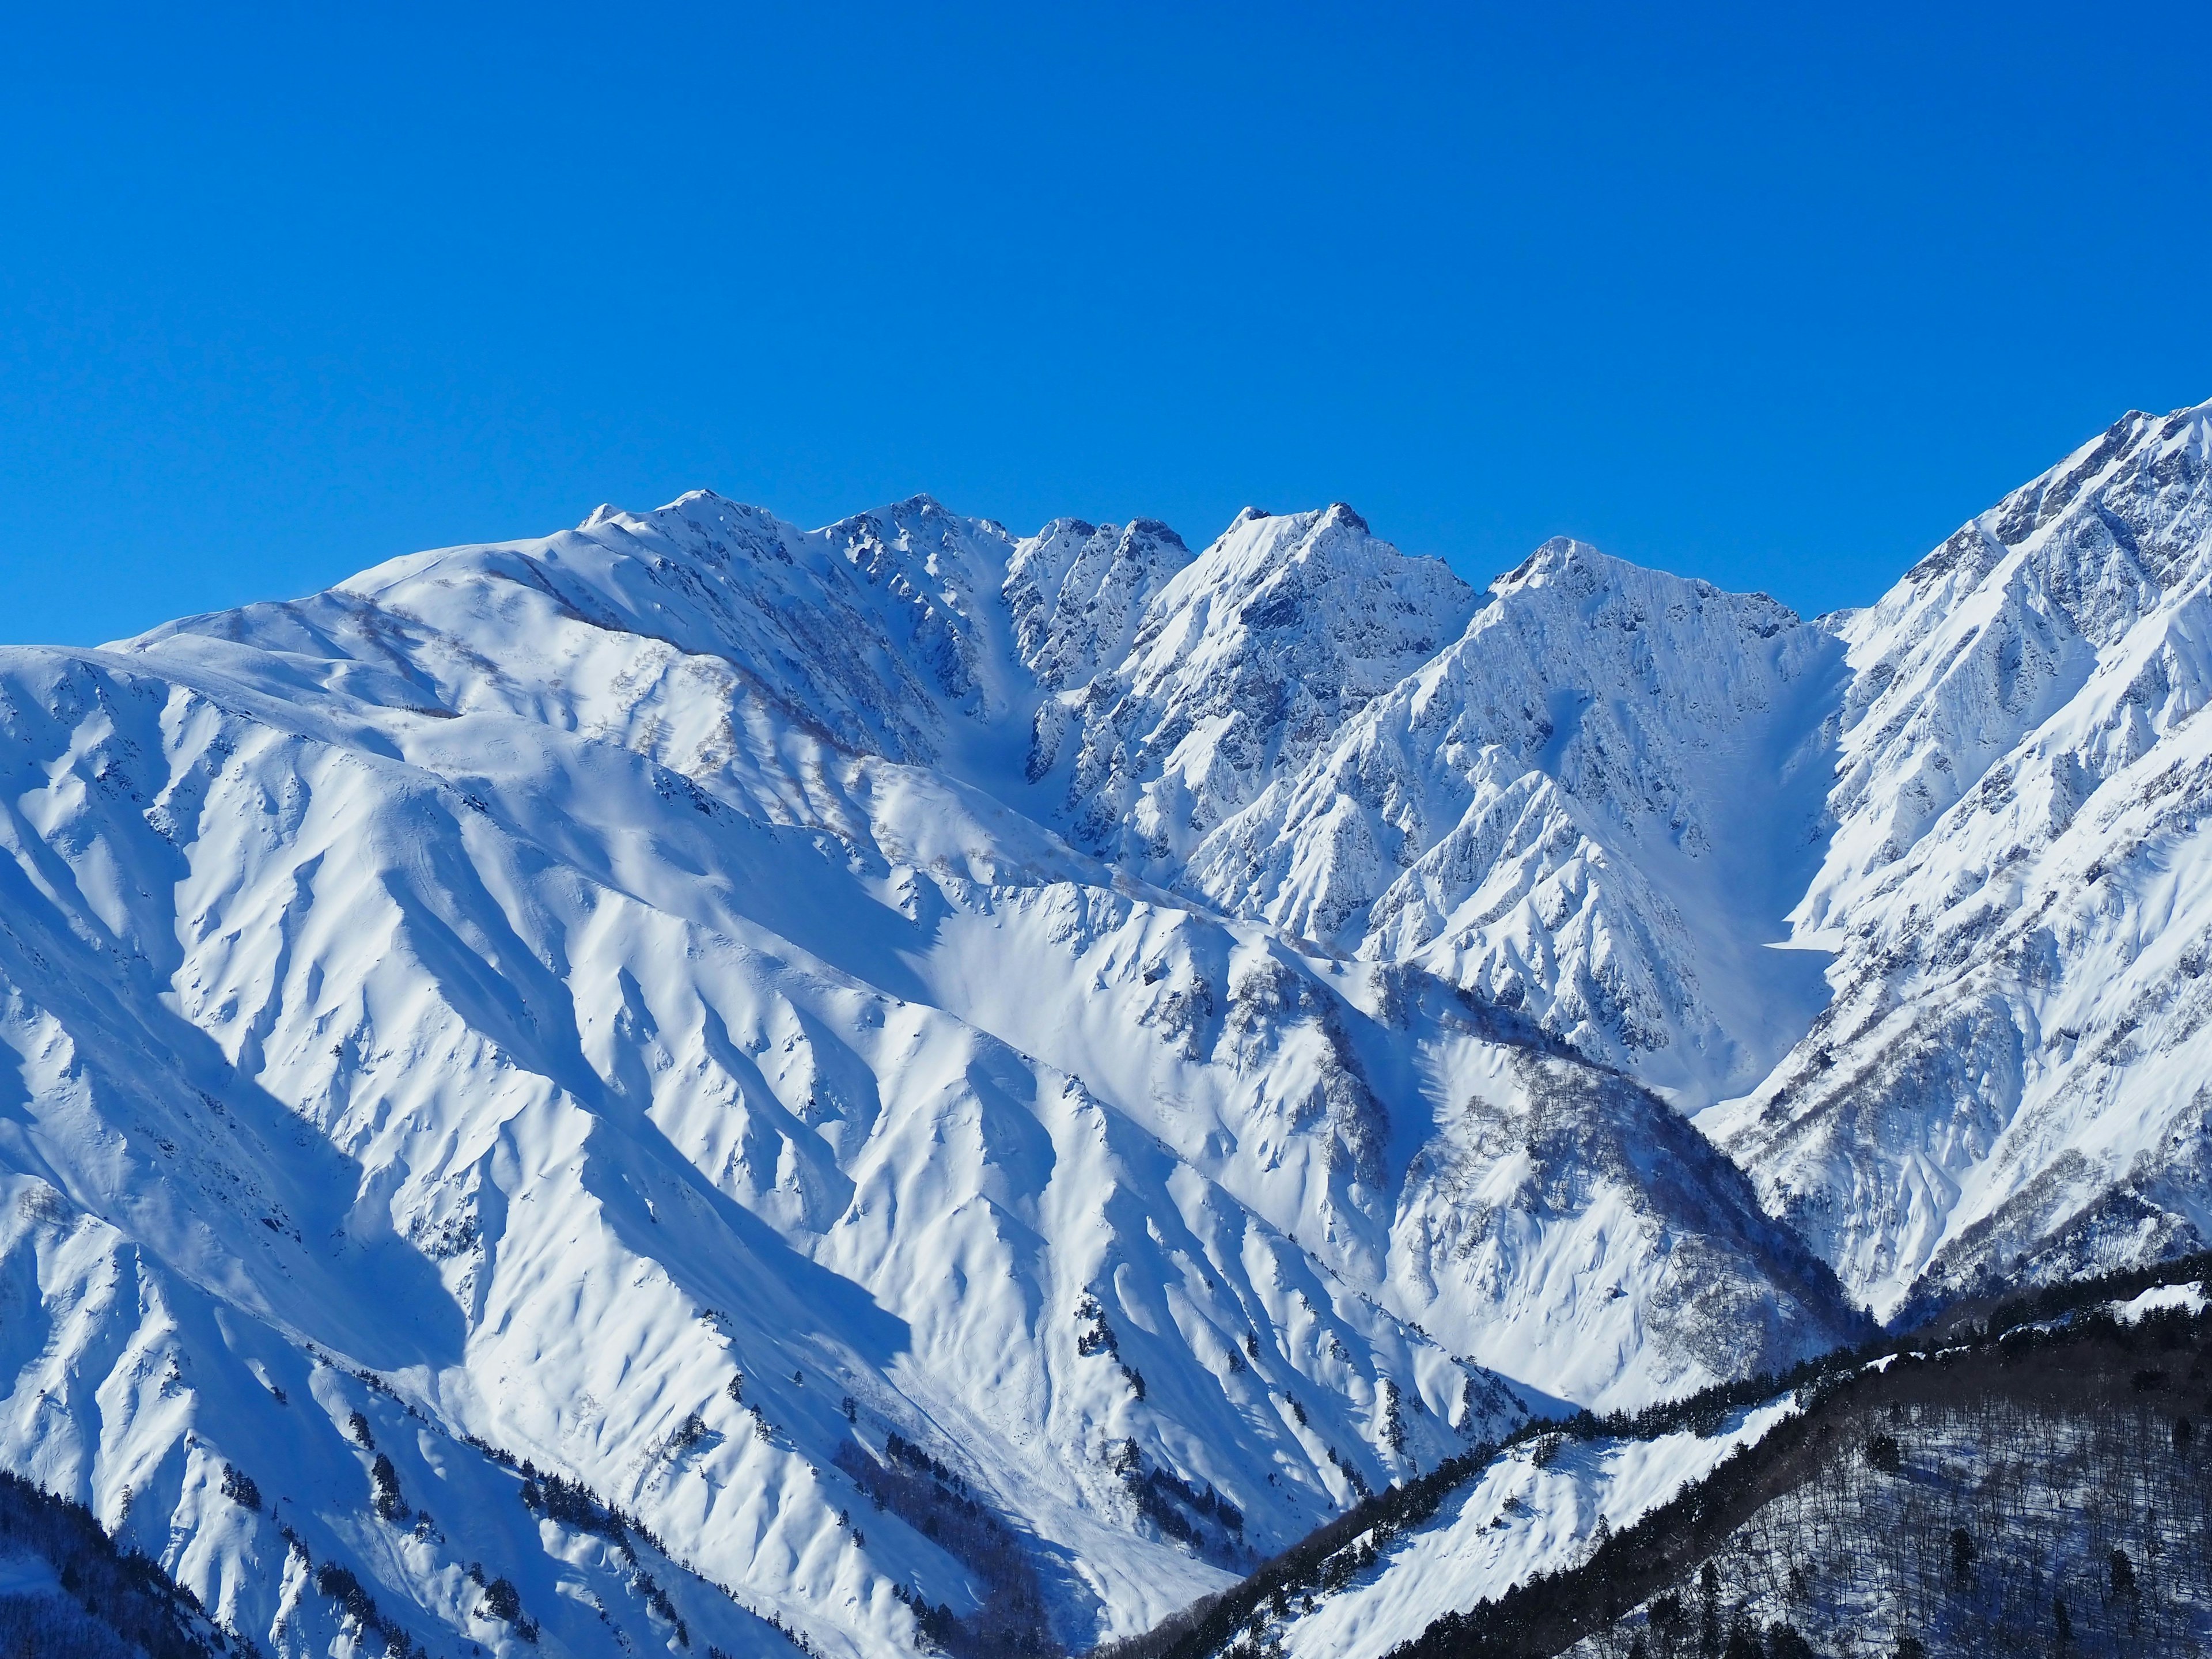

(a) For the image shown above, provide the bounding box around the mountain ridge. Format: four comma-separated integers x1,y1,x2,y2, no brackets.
0,398,2205,1658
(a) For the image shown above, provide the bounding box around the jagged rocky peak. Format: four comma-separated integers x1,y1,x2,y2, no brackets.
1811,395,2212,926
1980,399,2211,575
1160,502,1464,637
1866,399,2212,672
1005,515,1192,690
1040,501,1479,869
1490,532,1638,595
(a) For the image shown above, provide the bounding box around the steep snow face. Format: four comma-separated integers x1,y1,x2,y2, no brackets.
1385,1048,1855,1407
0,500,1864,1659
1037,506,1479,872
1005,518,1192,694
914,903,1860,1412
1183,539,1846,1109
1707,401,2212,1320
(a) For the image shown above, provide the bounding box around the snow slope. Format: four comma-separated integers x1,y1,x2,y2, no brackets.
1268,1400,1799,1659
1181,538,1845,1109
1034,505,1477,875
1705,400,2212,1320
1271,1273,2212,1659
0,491,1857,1659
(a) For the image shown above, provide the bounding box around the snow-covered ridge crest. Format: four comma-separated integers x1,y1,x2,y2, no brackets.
305,487,1025,768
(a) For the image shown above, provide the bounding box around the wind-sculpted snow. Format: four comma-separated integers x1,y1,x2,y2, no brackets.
1707,400,2212,1321
0,646,1527,1657
1387,1051,1858,1406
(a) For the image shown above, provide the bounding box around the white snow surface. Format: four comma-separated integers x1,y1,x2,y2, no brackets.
1181,536,1844,1109
2,398,2208,1657
2111,1281,2208,1322
1703,399,2212,1320
0,493,1854,1658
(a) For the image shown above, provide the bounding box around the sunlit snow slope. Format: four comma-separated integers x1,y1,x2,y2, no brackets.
1706,400,2212,1320
0,493,1857,1659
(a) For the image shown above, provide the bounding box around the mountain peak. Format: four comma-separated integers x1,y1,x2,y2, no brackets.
1168,502,1460,613
1490,533,1608,592
1486,536,1790,628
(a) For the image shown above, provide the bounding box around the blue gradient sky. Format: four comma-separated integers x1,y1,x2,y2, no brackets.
3,2,2208,643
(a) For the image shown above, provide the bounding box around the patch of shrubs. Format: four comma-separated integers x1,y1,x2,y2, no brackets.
370,1453,407,1520
219,1463,261,1512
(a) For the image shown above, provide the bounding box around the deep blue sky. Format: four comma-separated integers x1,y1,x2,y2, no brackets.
4,3,2209,645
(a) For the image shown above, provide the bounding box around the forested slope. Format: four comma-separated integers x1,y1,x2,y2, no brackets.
1133,1255,2212,1659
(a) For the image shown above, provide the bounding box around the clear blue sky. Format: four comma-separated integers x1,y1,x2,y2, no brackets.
4,2,2208,645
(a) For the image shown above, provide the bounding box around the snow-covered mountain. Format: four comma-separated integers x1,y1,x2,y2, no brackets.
2,395,2206,1659
1705,399,2212,1321
1032,504,1479,874
1177,536,1844,1109
0,492,1857,1659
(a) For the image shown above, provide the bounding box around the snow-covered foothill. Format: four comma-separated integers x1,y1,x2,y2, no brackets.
1257,1400,1799,1659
